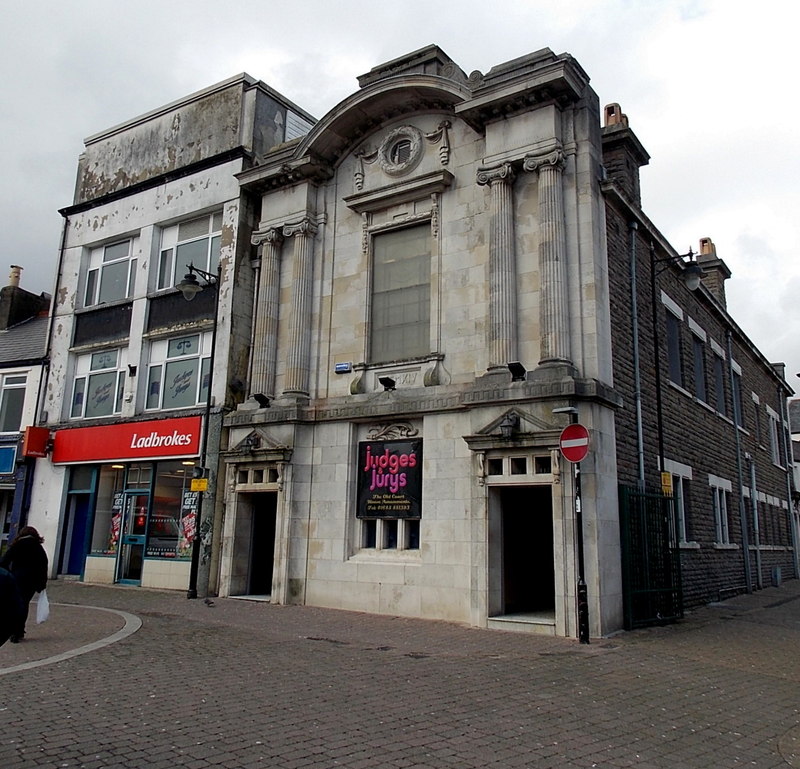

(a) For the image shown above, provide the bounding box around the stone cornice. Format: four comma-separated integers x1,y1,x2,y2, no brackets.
455,54,590,129
343,170,454,214
223,377,621,428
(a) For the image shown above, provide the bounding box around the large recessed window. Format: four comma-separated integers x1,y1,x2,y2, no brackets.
71,349,126,419
665,310,683,386
158,213,222,290
85,239,137,307
692,335,707,403
146,333,211,410
370,225,431,363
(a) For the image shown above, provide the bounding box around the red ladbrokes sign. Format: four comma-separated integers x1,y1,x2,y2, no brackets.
51,416,202,464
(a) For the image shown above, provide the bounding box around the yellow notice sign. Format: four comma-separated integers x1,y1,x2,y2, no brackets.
660,472,673,496
191,478,208,492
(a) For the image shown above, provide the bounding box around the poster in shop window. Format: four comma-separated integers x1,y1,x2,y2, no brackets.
357,439,422,519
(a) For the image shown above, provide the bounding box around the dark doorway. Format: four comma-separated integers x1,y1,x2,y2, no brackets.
248,493,277,596
59,495,91,576
500,486,554,614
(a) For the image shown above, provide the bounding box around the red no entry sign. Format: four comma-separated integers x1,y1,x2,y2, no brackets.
559,423,590,463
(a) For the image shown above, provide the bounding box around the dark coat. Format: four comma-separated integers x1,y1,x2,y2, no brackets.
0,535,48,595
0,566,24,646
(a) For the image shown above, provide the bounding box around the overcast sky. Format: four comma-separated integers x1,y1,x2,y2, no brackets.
2,0,798,389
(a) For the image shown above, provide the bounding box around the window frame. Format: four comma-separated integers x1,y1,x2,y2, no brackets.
0,373,27,433
709,476,732,545
70,348,127,419
360,517,420,552
145,332,212,412
691,334,707,403
157,212,223,291
368,223,432,364
84,239,137,307
665,309,683,387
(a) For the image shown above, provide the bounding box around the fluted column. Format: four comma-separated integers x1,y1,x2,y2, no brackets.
523,148,572,367
250,227,283,399
476,162,517,373
282,218,317,397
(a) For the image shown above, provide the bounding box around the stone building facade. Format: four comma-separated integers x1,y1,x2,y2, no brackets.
217,46,795,637
24,45,796,639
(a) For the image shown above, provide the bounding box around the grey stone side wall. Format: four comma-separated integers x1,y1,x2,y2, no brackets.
605,200,794,607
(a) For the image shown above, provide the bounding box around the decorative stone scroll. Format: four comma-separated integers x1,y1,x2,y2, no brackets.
353,122,453,191
368,422,420,440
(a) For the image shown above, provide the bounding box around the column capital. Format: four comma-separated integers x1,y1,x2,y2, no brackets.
251,226,284,247
523,147,566,175
476,162,515,187
282,218,318,239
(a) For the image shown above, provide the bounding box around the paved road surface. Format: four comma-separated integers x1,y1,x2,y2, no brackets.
2,579,800,768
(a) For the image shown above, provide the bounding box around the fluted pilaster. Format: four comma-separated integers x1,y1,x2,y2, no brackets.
282,219,317,396
476,162,517,372
523,148,572,367
250,227,283,399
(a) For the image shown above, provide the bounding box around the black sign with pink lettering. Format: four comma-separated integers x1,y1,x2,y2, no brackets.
357,439,422,519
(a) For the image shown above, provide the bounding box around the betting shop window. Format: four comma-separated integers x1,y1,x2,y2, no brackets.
84,239,137,307
147,461,195,559
370,224,431,363
89,465,127,555
158,212,222,290
71,349,127,419
146,333,211,410
88,462,195,560
0,373,27,432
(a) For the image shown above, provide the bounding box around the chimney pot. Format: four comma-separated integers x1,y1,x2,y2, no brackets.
8,265,21,288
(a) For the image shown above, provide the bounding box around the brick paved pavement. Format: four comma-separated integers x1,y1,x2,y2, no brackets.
2,579,800,768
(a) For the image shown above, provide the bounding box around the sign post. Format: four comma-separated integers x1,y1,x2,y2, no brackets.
559,422,591,644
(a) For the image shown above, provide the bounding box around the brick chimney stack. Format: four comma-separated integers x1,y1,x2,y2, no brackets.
0,265,51,330
601,103,650,208
696,237,731,308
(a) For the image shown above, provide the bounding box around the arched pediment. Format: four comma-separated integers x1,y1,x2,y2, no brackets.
296,75,475,169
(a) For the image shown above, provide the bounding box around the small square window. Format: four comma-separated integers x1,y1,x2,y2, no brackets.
487,458,503,476
237,470,248,484
510,457,527,475
535,456,552,474
252,469,264,484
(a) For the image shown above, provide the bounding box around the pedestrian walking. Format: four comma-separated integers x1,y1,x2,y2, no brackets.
0,526,48,643
0,566,24,647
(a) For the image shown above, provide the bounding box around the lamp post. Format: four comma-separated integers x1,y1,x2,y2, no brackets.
176,263,220,600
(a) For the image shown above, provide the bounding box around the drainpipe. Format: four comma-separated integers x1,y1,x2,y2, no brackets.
628,221,645,489
728,330,752,593
747,453,763,589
